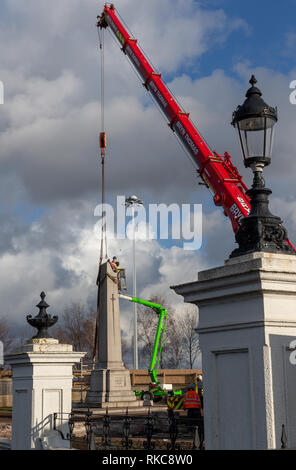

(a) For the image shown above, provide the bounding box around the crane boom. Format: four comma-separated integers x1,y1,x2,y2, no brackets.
97,3,250,233
97,4,296,255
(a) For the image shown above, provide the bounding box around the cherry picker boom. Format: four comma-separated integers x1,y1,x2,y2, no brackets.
119,293,182,401
97,3,250,233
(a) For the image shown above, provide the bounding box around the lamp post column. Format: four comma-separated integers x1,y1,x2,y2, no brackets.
125,195,143,370
132,205,138,370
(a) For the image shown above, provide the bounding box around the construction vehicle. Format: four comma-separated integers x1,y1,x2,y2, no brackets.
97,4,295,253
119,293,183,402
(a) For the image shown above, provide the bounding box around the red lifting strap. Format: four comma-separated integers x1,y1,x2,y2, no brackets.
100,132,106,148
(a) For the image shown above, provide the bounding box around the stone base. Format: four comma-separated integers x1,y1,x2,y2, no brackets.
86,367,140,407
0,438,11,450
35,430,71,450
172,252,296,450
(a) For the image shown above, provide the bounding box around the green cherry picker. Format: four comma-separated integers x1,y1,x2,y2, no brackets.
119,293,183,402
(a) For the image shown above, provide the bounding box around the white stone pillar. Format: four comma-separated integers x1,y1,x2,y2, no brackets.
6,338,85,450
172,252,296,450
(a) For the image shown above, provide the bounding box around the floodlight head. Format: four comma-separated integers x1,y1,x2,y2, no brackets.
125,195,144,206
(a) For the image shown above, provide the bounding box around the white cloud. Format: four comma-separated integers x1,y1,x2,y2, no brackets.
0,0,250,207
0,202,207,339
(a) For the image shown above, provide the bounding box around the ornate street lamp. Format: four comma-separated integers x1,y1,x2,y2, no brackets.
230,75,294,258
232,75,277,169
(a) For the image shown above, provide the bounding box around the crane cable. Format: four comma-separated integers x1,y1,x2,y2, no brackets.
93,26,108,361
99,27,108,261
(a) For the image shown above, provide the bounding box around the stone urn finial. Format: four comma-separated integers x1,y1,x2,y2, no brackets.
26,292,58,339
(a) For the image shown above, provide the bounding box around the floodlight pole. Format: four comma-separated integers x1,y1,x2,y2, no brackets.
125,195,144,370
132,204,138,370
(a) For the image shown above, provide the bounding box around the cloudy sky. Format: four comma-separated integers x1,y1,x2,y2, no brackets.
0,0,296,339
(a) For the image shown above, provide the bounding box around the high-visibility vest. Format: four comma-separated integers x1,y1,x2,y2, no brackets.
167,396,184,410
183,390,201,409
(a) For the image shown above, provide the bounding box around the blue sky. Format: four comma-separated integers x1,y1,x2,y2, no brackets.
198,0,295,76
156,1,296,83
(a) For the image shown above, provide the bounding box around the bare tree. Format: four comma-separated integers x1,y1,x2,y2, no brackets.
177,306,200,369
163,315,184,369
82,307,97,359
137,301,158,369
53,303,96,359
121,330,132,368
0,316,13,353
137,295,182,369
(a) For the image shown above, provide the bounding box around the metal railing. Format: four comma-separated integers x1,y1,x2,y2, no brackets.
64,408,204,451
50,414,290,450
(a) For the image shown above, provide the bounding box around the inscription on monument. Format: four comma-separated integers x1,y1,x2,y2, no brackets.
113,375,125,387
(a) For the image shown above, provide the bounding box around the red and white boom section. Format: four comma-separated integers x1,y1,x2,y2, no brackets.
98,4,255,234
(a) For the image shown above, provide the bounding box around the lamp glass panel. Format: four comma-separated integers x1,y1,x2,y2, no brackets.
264,124,275,158
237,116,276,159
241,127,265,158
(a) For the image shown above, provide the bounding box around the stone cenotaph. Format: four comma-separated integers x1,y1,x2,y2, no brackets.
86,261,139,407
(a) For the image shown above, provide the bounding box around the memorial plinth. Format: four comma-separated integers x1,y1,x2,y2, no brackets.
86,261,140,407
172,252,296,449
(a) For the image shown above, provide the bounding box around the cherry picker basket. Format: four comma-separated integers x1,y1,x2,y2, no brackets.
118,268,127,291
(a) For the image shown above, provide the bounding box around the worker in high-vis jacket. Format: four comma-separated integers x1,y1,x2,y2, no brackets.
110,256,119,273
183,384,202,419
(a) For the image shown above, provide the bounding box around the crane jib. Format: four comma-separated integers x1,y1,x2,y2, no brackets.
173,120,199,158
125,45,141,69
148,80,168,111
99,4,296,251
100,4,252,234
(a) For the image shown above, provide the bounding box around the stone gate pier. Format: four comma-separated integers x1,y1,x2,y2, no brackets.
5,292,85,450
172,252,296,450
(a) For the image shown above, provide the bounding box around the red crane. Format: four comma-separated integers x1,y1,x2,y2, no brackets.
97,3,294,253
